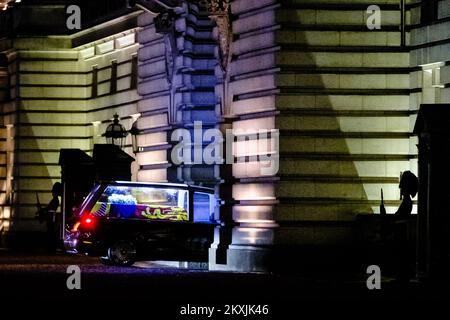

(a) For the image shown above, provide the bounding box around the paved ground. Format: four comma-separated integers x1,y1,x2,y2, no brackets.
0,250,448,317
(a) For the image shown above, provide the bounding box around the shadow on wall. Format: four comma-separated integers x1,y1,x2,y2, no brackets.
273,2,412,246
7,113,57,234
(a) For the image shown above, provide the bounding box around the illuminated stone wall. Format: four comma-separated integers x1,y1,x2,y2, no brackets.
133,10,173,183
134,3,221,185
410,1,450,106
1,0,449,252
229,0,279,225
1,12,141,232
274,0,416,244
0,38,16,233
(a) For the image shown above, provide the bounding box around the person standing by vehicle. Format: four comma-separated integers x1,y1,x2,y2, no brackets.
36,182,62,253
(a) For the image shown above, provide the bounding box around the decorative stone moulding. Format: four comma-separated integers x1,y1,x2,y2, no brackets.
154,10,177,34
115,33,137,49
153,10,179,86
78,31,137,60
95,40,115,55
194,0,232,72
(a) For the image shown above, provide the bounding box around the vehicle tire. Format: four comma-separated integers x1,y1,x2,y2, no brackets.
99,256,113,266
107,240,137,266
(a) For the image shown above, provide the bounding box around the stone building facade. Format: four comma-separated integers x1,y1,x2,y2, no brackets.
0,0,450,269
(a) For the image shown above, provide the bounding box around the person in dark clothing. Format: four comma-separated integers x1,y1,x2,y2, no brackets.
36,182,62,253
395,171,418,218
393,171,418,282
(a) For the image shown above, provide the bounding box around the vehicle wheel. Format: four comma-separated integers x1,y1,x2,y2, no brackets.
99,256,113,266
107,240,137,266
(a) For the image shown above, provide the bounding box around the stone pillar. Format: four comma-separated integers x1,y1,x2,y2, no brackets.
206,0,278,272
413,104,450,282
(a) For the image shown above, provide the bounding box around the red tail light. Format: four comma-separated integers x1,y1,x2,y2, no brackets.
82,215,95,227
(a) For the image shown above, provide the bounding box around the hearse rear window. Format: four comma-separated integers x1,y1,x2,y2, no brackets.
90,185,188,221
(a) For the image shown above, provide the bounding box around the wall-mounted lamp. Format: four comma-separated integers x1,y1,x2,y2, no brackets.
103,114,128,149
129,114,141,154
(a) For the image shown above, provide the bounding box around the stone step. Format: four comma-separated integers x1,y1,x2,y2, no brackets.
277,73,409,89
277,51,409,68
277,30,404,47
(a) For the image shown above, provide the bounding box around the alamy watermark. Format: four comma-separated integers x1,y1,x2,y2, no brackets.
66,5,81,30
366,265,381,290
170,122,279,176
367,5,381,30
66,265,81,290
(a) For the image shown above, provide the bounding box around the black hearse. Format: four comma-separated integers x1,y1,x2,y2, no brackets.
64,181,218,266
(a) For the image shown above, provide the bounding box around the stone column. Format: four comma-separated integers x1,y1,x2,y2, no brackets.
414,104,450,282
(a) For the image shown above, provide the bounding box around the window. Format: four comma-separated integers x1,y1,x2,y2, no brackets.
421,62,445,103
90,185,188,221
193,192,214,222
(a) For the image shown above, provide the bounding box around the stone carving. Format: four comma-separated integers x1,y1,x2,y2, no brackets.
154,10,176,34
196,0,232,71
154,11,177,84
163,33,176,83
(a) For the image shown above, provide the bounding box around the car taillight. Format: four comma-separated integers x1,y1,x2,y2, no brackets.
82,215,95,227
